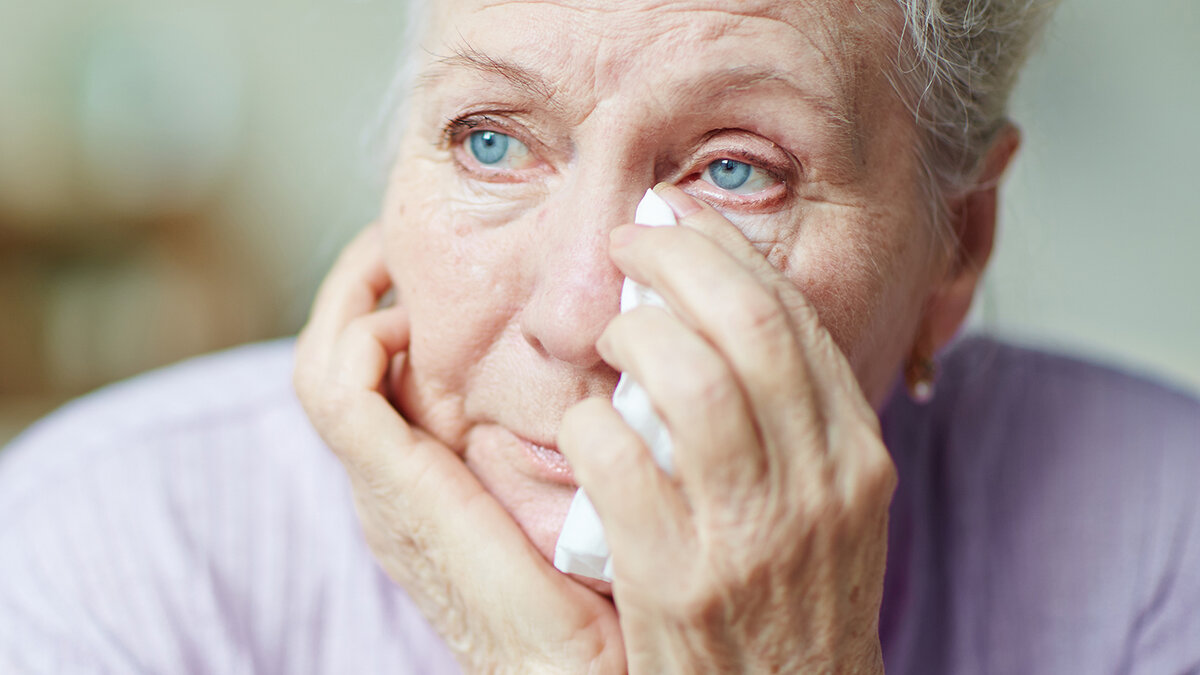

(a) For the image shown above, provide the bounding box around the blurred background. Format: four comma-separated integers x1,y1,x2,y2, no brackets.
1,0,1197,446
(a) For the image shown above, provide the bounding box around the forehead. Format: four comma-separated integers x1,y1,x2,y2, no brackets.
419,0,896,119
431,0,882,43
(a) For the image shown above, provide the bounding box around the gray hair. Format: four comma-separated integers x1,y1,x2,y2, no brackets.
379,0,1058,232
891,0,1059,235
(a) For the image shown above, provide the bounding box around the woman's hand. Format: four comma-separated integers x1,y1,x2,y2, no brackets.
559,184,896,674
293,225,626,674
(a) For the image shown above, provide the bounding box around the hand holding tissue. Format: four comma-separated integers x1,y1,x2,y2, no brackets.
553,189,676,582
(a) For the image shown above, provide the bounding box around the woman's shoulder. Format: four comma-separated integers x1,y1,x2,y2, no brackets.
883,336,1200,672
0,339,312,514
0,340,455,674
912,333,1200,516
917,333,1199,459
882,335,1200,673
5,338,300,453
941,334,1199,419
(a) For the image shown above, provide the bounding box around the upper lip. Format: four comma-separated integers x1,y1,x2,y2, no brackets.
515,435,560,452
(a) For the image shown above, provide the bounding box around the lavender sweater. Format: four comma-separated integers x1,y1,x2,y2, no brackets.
1,337,1197,674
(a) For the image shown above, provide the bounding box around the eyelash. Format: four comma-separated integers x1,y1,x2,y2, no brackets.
439,114,495,148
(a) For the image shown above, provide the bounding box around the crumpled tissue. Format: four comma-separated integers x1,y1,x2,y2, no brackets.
553,188,677,582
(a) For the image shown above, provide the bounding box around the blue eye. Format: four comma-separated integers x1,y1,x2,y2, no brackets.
469,130,510,165
463,129,535,170
707,159,752,190
700,158,779,195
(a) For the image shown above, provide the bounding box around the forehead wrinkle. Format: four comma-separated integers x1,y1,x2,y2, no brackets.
427,0,887,170
663,1,893,168
419,42,565,113
613,3,870,164
668,65,854,133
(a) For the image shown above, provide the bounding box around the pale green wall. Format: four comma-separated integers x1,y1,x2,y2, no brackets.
988,0,1200,392
2,0,1197,446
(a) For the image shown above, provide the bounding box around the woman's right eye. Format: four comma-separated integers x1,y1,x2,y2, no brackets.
466,130,535,170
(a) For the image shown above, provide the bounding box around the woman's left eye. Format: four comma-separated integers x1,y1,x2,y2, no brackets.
701,159,778,195
466,130,536,170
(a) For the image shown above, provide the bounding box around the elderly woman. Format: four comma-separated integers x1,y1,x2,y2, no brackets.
2,0,1198,673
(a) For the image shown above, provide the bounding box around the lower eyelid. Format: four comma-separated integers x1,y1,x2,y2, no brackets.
684,179,789,212
453,137,545,179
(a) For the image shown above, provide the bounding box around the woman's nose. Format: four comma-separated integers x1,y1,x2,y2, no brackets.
518,186,636,370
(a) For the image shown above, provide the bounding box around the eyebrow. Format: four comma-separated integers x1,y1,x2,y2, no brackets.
420,45,560,107
419,45,854,139
668,65,854,133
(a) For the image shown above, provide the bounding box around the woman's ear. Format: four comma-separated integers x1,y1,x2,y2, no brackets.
920,122,1022,353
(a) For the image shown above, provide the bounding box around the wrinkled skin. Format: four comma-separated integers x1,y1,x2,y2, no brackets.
294,0,1017,671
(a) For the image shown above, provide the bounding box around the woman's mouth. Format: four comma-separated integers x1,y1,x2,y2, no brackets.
516,436,577,487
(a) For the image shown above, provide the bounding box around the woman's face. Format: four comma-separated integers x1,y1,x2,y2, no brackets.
382,0,954,563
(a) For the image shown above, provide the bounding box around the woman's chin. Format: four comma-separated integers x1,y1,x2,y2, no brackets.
513,495,616,597
463,423,617,596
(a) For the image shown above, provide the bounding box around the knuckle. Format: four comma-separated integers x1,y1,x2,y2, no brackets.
341,314,376,345
670,574,740,629
607,433,648,475
863,450,898,495
733,293,792,341
678,592,725,629
848,438,897,502
601,306,664,356
300,381,358,438
592,429,648,480
780,289,821,332
678,360,739,411
851,400,884,436
728,293,805,379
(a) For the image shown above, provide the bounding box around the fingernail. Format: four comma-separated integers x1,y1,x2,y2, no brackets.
610,224,640,247
653,182,702,218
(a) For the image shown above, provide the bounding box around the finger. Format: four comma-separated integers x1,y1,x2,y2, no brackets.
340,400,622,666
329,305,410,392
301,224,393,359
655,183,869,413
294,239,623,665
304,308,413,473
558,397,691,580
608,205,827,467
334,393,623,664
596,306,766,503
655,183,808,320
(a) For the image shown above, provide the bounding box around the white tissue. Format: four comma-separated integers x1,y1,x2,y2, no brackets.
554,189,677,583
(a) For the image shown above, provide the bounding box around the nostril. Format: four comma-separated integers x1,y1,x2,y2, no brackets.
521,324,549,358
519,278,616,370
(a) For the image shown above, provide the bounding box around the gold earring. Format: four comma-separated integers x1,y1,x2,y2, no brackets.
905,353,937,404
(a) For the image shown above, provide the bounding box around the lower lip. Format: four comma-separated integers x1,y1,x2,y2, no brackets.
517,437,576,487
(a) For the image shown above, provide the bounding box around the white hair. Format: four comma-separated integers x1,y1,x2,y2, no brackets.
378,0,1058,232
891,0,1059,235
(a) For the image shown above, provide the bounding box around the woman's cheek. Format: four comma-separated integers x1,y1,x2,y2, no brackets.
782,205,930,405
385,185,534,445
770,208,892,357
442,179,551,228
